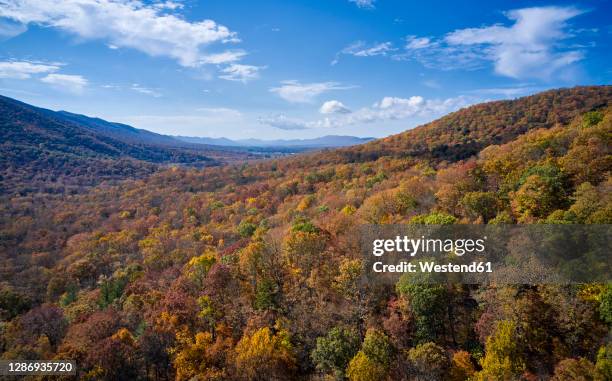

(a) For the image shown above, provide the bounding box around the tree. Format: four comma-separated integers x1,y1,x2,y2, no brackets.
406,342,451,381
461,191,499,222
19,304,67,348
582,111,603,128
410,212,457,225
172,328,231,381
345,329,393,381
311,326,360,380
396,277,448,344
283,221,328,276
511,164,569,220
449,350,476,381
346,351,388,381
361,329,393,369
233,326,296,381
85,328,139,381
0,284,30,321
599,284,612,325
185,251,217,288
238,220,258,237
595,343,611,381
551,358,600,381
476,320,525,381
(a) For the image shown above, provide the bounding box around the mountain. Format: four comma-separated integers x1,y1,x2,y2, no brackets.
317,85,612,165
49,110,188,147
0,95,377,195
0,95,235,194
175,135,375,148
1,86,610,380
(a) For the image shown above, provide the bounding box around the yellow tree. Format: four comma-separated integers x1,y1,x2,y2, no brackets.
233,325,296,381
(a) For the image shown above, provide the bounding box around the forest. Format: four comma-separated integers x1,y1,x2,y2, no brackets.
0,86,610,380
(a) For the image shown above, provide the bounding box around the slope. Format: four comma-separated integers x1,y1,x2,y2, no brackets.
0,95,220,194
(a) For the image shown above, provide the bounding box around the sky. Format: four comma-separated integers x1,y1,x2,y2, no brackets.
0,0,610,140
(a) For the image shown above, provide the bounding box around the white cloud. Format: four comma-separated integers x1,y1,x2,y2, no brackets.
131,84,162,97
0,17,26,38
445,6,585,79
349,0,375,9
405,35,432,50
200,50,247,64
400,6,587,80
153,1,184,11
40,73,88,92
344,41,393,57
0,0,238,67
219,64,263,82
257,114,310,130
332,41,394,65
260,95,476,129
270,80,354,103
320,100,351,114
0,60,59,78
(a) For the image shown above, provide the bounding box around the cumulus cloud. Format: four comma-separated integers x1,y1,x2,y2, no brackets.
352,95,473,124
399,6,588,80
0,0,238,67
270,80,354,103
332,41,395,65
260,95,476,130
320,100,351,114
40,73,88,92
219,64,264,82
349,0,375,9
0,60,60,78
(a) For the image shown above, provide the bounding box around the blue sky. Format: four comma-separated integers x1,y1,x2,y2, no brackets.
0,0,610,139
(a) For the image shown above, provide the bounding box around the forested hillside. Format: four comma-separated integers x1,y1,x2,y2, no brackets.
0,86,610,380
0,95,260,195
316,86,612,164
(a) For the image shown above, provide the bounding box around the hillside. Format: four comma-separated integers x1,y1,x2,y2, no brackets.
0,95,258,194
50,110,189,147
0,86,610,380
315,86,612,165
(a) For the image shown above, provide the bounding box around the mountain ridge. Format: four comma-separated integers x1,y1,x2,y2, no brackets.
175,135,375,148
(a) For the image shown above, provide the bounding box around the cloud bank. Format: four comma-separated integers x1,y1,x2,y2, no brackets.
260,95,475,130
401,6,587,80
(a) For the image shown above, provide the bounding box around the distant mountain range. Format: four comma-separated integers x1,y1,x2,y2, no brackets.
0,94,377,194
174,135,375,148
6,96,373,149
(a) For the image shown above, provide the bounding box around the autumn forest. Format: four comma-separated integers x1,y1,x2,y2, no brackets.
1,86,611,380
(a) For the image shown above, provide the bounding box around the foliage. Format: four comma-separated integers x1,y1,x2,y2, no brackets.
0,88,610,379
346,351,388,381
311,326,360,379
233,326,296,380
406,342,450,380
476,320,526,381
